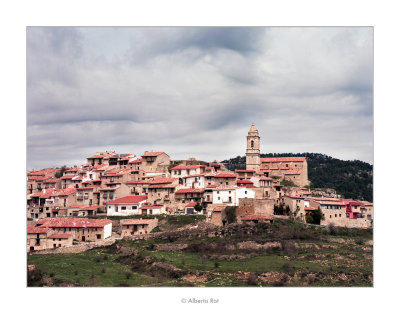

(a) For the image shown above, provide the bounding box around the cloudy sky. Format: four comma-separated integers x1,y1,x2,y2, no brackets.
27,27,373,170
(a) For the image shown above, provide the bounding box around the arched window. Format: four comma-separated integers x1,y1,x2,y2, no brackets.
251,140,254,148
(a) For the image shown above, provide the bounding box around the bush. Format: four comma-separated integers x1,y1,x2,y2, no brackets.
74,270,79,276
355,238,365,245
214,261,220,268
326,223,337,235
150,226,162,233
125,271,132,279
247,273,258,286
49,272,55,278
282,262,295,275
103,255,108,260
95,257,101,263
225,206,237,224
27,268,44,286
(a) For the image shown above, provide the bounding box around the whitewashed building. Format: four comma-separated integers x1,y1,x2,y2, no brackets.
212,187,255,206
106,195,148,216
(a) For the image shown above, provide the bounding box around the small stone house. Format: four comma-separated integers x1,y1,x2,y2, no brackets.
120,218,158,237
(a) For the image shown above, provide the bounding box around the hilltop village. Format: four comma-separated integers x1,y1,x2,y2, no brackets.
27,124,373,252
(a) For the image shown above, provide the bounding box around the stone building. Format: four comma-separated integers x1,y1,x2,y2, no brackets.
244,124,309,187
141,151,170,173
36,217,112,242
246,124,261,172
120,218,158,237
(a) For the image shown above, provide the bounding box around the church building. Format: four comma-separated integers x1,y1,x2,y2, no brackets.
245,124,310,187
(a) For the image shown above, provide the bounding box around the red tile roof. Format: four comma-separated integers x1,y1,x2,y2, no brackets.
43,178,60,183
87,154,106,159
30,188,60,199
258,176,274,181
359,200,373,206
149,178,177,184
39,217,112,228
185,202,197,207
237,179,253,184
142,152,165,157
48,233,72,239
205,184,218,188
80,206,101,211
175,188,205,194
214,173,237,178
235,169,255,173
107,195,148,204
304,207,316,211
77,186,96,190
261,157,306,163
72,176,83,181
129,158,142,164
60,175,75,180
69,205,84,208
55,188,77,196
171,165,206,170
27,226,49,234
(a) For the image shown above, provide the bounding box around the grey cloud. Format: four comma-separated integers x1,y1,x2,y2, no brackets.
27,27,373,169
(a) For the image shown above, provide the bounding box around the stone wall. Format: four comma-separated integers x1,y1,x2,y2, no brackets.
237,198,274,218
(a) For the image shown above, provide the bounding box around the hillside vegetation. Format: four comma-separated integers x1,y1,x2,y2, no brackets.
221,153,373,202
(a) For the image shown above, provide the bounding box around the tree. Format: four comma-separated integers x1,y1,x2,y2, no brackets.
194,202,203,213
55,165,68,178
225,206,237,224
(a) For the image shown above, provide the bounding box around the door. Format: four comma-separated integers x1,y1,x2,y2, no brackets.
82,236,85,241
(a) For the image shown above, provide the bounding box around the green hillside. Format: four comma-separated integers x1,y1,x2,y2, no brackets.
221,153,373,202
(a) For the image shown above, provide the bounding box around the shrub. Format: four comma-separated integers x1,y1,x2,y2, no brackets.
355,238,365,245
49,272,55,278
181,257,185,265
74,270,79,276
282,261,295,274
247,273,258,286
194,202,203,213
327,223,337,235
214,261,220,268
27,268,44,286
306,273,316,284
101,267,106,273
103,255,108,260
125,271,132,279
95,257,101,263
225,206,237,224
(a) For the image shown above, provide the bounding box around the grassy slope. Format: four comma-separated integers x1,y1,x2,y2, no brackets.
28,218,372,287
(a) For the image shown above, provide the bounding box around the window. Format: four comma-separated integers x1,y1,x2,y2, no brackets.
245,191,247,194
121,206,126,210
251,140,254,148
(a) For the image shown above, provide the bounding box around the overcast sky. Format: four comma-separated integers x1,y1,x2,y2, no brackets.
27,27,373,170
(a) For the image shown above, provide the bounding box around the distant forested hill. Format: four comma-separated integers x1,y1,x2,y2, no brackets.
221,153,373,202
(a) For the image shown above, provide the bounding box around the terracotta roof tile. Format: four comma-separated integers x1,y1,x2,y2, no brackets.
107,195,148,204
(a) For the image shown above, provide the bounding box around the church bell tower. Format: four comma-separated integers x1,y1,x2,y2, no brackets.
246,123,261,172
